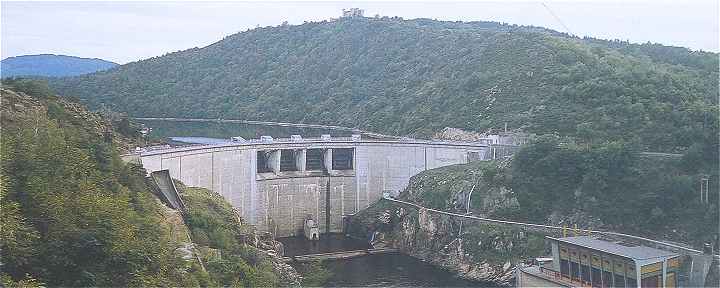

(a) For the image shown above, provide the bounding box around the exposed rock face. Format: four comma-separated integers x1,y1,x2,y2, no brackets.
433,127,488,142
254,231,302,287
269,256,302,287
433,127,529,146
158,201,192,243
546,209,607,233
350,201,545,287
398,161,519,216
347,160,547,286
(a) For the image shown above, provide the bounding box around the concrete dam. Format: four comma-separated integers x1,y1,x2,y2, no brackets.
137,135,508,237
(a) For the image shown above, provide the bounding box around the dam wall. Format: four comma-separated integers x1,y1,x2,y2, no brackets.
138,137,496,237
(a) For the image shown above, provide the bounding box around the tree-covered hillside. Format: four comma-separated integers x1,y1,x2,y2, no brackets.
1,85,197,286
1,54,117,78
394,137,718,249
0,81,293,287
50,17,718,153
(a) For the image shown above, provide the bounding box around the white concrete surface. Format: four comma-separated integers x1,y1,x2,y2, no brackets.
138,138,490,237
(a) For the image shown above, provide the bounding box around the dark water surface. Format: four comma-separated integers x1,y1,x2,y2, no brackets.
281,234,494,287
320,253,493,287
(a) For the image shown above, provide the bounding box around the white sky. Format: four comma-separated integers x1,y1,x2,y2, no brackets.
1,0,718,64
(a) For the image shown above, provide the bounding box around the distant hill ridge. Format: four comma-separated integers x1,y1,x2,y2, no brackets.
1,54,118,78
49,17,718,153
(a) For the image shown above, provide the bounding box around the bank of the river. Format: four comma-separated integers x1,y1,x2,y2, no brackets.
348,200,545,287
346,160,549,286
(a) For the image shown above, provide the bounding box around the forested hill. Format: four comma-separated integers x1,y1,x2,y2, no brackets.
1,54,118,78
0,80,294,286
50,17,718,153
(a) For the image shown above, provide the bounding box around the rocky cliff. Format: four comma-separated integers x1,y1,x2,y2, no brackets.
349,156,719,287
348,161,547,286
349,200,547,286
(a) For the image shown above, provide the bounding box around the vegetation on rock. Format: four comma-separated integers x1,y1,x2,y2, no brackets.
0,84,293,287
350,135,717,284
380,136,717,248
178,185,286,287
293,261,334,287
399,160,514,214
348,198,542,286
0,86,206,286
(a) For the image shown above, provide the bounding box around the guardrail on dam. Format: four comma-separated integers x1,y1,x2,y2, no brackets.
135,135,512,237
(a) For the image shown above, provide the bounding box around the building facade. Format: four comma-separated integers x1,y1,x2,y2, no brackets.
342,8,364,18
519,236,680,288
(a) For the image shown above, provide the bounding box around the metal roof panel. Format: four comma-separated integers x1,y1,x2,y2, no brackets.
550,236,678,261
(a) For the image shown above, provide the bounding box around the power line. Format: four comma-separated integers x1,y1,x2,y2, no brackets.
541,2,574,36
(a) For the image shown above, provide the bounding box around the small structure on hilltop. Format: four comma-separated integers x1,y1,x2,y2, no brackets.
342,8,364,18
518,236,680,287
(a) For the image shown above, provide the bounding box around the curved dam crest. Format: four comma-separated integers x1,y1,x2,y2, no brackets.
137,136,509,237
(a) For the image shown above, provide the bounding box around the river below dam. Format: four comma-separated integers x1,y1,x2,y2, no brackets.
320,253,489,287
279,234,494,287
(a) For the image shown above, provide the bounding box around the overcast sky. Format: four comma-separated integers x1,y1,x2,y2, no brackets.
2,0,718,64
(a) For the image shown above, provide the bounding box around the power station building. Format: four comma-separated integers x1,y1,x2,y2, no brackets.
518,236,680,287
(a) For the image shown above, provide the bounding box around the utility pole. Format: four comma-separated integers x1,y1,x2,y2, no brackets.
700,176,709,204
